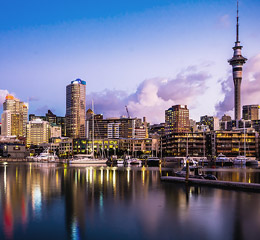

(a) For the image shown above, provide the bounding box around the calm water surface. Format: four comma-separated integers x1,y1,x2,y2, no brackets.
0,162,260,240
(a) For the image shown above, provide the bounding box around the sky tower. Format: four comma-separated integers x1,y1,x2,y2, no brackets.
228,0,247,123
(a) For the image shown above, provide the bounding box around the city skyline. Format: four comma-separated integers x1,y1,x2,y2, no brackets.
0,0,260,123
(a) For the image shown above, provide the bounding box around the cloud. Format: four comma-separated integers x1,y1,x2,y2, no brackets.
0,89,9,107
88,89,127,117
215,53,260,118
89,66,211,124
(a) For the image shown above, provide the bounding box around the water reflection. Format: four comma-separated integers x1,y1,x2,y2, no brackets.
0,163,260,240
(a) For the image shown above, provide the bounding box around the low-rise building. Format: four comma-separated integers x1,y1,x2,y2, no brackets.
26,119,49,146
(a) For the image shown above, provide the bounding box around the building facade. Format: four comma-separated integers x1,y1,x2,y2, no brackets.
162,132,207,157
26,119,50,146
165,105,190,134
86,114,137,139
200,115,220,131
210,130,258,158
66,79,86,138
2,94,28,137
1,110,12,136
243,105,259,120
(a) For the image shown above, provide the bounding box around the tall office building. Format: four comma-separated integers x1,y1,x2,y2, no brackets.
243,105,259,120
228,2,247,123
165,105,190,134
1,110,12,136
2,94,28,137
66,79,86,138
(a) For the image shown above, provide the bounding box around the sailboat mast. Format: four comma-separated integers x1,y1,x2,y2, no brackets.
92,100,94,157
243,120,246,156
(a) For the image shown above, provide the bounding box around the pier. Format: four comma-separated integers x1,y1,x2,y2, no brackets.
161,176,260,192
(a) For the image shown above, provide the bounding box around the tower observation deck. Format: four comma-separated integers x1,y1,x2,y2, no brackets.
228,0,247,123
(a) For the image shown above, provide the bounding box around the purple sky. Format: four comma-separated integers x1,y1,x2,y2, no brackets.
0,0,260,123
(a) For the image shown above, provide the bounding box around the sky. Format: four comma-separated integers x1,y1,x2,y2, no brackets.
0,0,260,124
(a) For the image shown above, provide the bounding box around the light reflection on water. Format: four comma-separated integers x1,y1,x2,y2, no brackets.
0,163,260,240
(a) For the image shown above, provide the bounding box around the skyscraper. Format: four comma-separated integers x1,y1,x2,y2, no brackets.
66,79,86,138
1,94,28,137
165,105,190,134
228,1,247,123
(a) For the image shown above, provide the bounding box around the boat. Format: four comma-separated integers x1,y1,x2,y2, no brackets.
69,154,107,164
183,157,198,167
233,155,247,165
216,153,233,166
147,157,161,166
28,148,59,162
124,157,142,166
175,166,217,180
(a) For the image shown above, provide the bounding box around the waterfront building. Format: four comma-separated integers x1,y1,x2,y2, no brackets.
26,119,50,146
119,138,153,156
58,138,73,157
66,79,86,139
210,130,258,158
73,138,119,156
2,94,28,137
243,105,259,120
0,142,27,158
228,3,247,123
162,132,207,157
165,105,190,134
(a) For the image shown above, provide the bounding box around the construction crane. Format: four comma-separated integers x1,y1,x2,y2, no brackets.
125,105,130,118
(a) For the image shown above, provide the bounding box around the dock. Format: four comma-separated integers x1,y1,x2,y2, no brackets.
161,176,260,192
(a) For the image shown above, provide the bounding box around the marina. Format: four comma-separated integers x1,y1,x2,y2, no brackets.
1,162,260,240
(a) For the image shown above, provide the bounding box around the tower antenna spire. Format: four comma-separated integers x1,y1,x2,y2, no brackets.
236,0,239,42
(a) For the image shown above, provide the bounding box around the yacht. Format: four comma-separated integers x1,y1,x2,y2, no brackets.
233,155,247,166
125,157,142,166
216,153,232,166
29,148,59,162
69,154,107,164
183,157,198,167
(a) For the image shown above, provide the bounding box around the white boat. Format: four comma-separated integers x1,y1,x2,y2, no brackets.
125,157,142,166
233,155,247,165
69,154,107,164
216,153,232,165
183,157,198,167
29,148,59,162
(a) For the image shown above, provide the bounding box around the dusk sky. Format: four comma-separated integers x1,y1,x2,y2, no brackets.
1,0,260,123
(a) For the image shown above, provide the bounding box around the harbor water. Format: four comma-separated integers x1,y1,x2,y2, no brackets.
0,162,260,240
